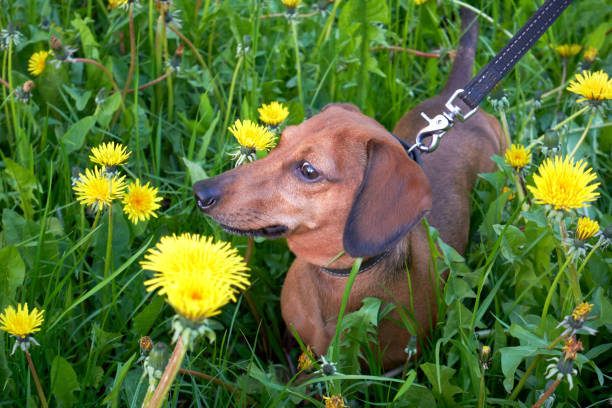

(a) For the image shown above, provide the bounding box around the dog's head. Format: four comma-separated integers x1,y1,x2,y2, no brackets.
193,104,432,266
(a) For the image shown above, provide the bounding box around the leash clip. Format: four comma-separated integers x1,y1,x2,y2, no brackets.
415,89,478,153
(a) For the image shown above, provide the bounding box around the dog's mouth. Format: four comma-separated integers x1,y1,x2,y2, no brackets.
219,223,289,239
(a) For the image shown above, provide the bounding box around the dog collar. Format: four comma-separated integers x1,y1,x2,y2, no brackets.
390,133,422,166
319,249,391,277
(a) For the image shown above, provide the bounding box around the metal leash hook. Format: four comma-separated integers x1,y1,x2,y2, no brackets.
415,89,478,152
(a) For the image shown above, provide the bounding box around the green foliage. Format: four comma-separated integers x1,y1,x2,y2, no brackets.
0,0,611,406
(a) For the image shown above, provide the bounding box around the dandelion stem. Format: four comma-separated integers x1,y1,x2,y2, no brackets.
559,219,582,303
576,241,601,277
556,59,567,105
290,20,304,107
72,58,127,117
103,204,114,307
370,45,441,58
568,109,596,158
146,334,187,408
508,336,563,401
26,351,48,408
551,105,589,131
113,5,137,127
73,58,122,96
477,367,486,408
531,378,561,408
540,256,572,332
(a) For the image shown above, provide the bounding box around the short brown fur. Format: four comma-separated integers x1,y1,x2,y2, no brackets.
194,10,504,368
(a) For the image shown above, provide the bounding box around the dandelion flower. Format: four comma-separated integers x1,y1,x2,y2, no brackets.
282,0,301,8
527,155,600,211
141,233,250,321
323,394,347,408
545,336,583,390
108,0,127,9
28,50,51,76
583,46,598,63
576,217,599,240
414,0,430,4
73,166,127,212
89,141,131,168
505,144,531,169
0,303,44,339
557,302,597,337
258,101,290,126
556,44,581,58
297,345,315,371
567,70,612,102
122,179,162,224
502,186,515,200
229,119,276,151
1,303,44,354
164,270,239,321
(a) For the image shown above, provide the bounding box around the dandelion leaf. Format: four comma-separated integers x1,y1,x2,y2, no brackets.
60,115,97,155
420,363,463,406
51,355,80,407
0,246,25,305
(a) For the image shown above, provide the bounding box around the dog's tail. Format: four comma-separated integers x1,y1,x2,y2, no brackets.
443,8,478,94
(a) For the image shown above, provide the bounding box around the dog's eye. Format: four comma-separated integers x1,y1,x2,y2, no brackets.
298,161,320,181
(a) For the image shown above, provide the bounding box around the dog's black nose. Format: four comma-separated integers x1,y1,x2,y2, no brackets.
193,179,221,212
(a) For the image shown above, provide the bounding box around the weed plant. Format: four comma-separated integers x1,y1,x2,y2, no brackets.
0,0,611,407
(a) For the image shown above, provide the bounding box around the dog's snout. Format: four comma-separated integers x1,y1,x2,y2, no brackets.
193,179,222,212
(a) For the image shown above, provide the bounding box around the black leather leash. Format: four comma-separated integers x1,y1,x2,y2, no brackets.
414,0,573,153
321,0,572,276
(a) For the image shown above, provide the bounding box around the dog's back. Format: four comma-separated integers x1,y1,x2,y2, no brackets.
394,8,504,254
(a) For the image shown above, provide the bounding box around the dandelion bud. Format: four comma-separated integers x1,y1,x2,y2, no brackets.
148,342,170,375
22,80,35,93
50,35,63,51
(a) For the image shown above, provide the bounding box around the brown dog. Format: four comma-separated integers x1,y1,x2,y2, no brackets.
193,9,503,368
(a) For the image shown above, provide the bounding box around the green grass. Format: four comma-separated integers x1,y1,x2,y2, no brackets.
1,0,611,406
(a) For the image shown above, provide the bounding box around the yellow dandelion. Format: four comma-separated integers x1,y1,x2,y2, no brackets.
556,44,582,58
108,0,127,9
73,166,127,212
0,303,44,339
575,217,599,241
258,101,290,126
28,50,51,76
281,0,301,7
164,270,239,321
502,186,515,200
414,0,429,4
141,233,250,321
505,144,531,169
89,141,131,168
297,345,315,371
122,179,163,224
527,155,600,211
571,302,593,321
567,70,612,102
583,46,598,63
323,394,347,408
229,119,276,151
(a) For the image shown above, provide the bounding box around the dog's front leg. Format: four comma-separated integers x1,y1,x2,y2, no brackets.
281,259,335,356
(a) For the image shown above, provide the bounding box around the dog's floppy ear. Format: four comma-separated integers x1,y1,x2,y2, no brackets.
343,139,432,258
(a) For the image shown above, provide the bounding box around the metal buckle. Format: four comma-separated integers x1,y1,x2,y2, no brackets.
414,89,479,153
445,88,478,121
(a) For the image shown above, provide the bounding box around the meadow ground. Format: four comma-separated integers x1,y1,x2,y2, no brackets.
0,0,611,406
